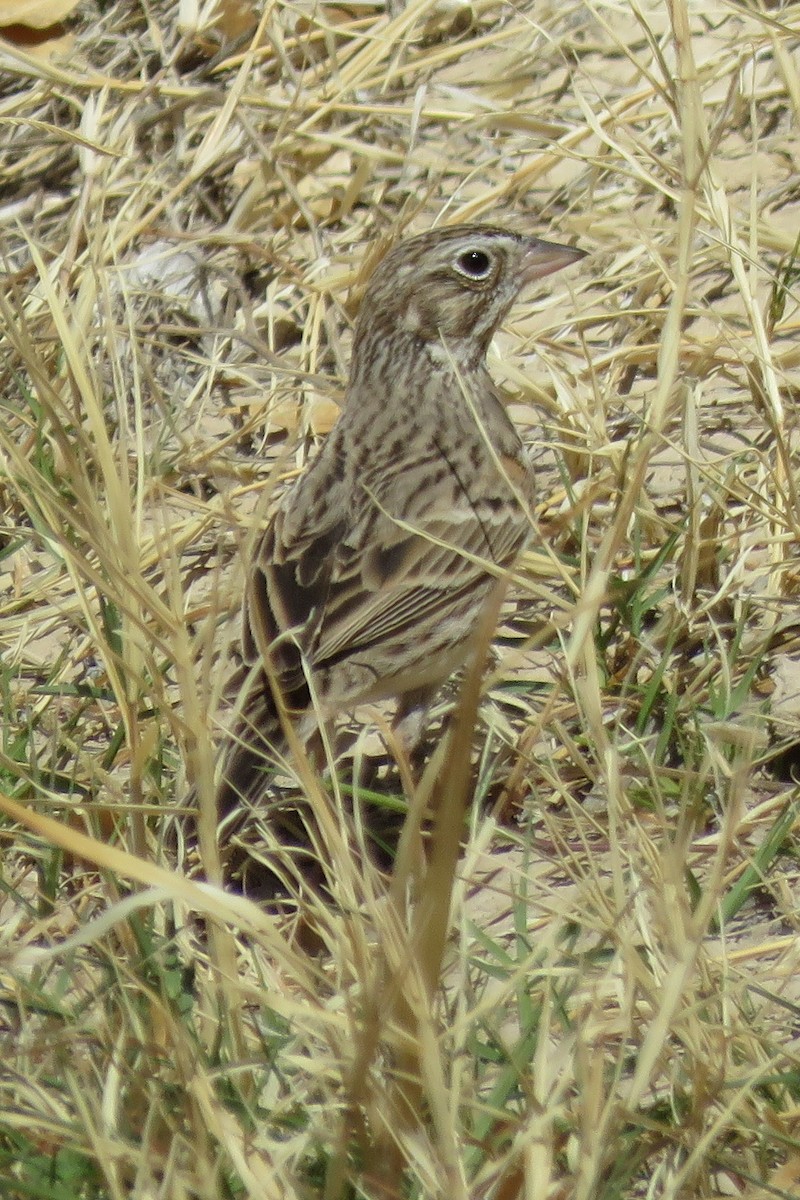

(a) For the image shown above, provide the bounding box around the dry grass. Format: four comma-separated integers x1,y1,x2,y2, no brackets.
1,0,800,1196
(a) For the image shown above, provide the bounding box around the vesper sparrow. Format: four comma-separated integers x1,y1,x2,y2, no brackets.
217,224,585,818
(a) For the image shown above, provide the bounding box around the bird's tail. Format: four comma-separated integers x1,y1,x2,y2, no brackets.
213,667,330,899
214,665,292,819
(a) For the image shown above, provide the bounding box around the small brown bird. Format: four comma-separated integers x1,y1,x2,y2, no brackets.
217,224,585,818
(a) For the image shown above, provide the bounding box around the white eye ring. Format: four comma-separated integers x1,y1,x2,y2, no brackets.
454,248,492,279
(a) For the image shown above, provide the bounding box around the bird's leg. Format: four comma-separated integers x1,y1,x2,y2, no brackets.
392,684,441,767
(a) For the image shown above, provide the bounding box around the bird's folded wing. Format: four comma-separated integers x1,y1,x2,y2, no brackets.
245,498,529,686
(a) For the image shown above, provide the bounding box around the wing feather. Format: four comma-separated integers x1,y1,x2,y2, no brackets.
241,431,532,703
313,504,527,667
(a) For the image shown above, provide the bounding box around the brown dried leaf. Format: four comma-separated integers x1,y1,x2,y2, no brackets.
0,0,78,28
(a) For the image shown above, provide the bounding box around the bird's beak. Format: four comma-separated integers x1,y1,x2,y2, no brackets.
520,239,587,283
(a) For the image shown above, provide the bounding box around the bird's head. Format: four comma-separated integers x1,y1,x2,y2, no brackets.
353,225,586,367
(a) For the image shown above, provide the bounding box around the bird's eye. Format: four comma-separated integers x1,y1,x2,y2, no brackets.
454,248,492,280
